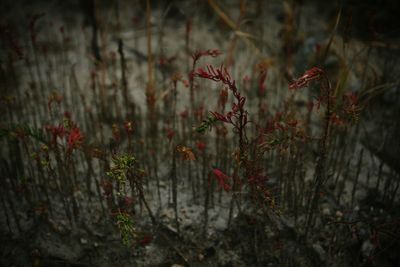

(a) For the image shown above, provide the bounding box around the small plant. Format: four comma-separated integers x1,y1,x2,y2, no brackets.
289,67,361,239
115,210,137,246
106,152,155,246
193,64,278,224
107,154,136,189
212,167,231,192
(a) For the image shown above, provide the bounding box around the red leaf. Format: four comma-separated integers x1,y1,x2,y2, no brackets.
289,67,324,90
212,168,231,192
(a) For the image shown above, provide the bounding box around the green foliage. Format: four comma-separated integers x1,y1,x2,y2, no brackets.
106,154,136,184
0,124,47,144
116,211,136,246
195,115,217,134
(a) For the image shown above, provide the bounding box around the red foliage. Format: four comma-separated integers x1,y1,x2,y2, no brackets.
45,124,66,144
124,121,134,135
180,109,189,119
67,127,84,151
218,88,228,107
166,128,175,142
196,141,206,151
258,70,267,96
212,168,231,192
210,111,230,123
289,67,324,90
159,55,177,67
192,49,222,62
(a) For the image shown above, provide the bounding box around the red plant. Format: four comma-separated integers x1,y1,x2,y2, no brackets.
124,121,134,135
196,141,206,151
192,49,222,62
159,55,177,67
258,70,267,96
209,111,230,123
166,128,175,143
45,124,66,144
189,50,222,85
212,168,231,192
67,127,84,151
63,111,71,121
194,104,205,121
218,88,228,107
179,109,189,119
289,67,325,90
194,65,248,132
330,112,345,126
